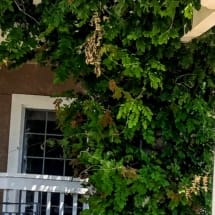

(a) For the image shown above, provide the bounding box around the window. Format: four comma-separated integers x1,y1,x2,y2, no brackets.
22,109,72,176
4,94,85,214
7,94,70,174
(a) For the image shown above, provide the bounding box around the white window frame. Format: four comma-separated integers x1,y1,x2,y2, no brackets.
4,94,87,214
7,94,69,174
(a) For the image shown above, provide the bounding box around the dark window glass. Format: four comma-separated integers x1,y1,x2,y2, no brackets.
26,191,34,203
45,136,63,158
44,159,64,176
26,134,45,157
51,193,60,215
41,192,47,205
65,160,74,176
64,194,73,214
78,194,84,213
25,110,46,133
22,109,73,177
26,158,43,174
47,111,61,134
40,192,47,215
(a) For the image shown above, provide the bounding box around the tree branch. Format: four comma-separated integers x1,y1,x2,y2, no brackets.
14,0,40,25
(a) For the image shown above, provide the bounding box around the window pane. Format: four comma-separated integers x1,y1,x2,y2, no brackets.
22,109,70,177
65,160,74,177
40,192,47,215
24,191,34,214
26,158,43,174
25,110,46,133
26,134,45,157
44,159,64,175
51,193,60,215
47,112,61,134
45,136,63,158
77,195,84,214
64,194,73,214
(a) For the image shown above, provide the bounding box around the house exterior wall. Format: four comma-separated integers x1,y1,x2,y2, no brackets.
0,63,79,173
0,63,80,210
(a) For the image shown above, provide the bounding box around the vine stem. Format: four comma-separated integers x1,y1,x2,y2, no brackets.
14,0,40,25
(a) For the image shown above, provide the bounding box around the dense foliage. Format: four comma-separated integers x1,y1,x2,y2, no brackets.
1,0,215,214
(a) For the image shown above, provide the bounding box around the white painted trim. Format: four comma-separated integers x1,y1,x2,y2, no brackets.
72,194,78,215
59,193,65,215
0,172,86,182
181,7,215,42
46,192,51,215
7,94,71,173
201,0,215,9
0,29,6,43
8,94,56,173
33,191,39,214
33,0,42,6
0,173,88,194
20,191,26,213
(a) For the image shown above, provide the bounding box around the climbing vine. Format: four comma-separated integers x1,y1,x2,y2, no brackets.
0,0,215,214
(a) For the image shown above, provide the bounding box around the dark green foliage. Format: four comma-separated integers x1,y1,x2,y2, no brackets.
0,0,215,214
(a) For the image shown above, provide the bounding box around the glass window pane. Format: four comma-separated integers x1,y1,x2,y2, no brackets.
24,191,34,213
64,194,73,214
44,159,64,175
26,158,43,174
47,112,61,134
51,193,59,215
26,191,34,203
26,134,45,157
65,160,74,177
45,136,63,158
23,109,68,177
25,110,46,133
77,195,84,214
40,192,47,215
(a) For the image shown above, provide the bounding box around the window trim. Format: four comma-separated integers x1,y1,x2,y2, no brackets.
7,94,68,173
